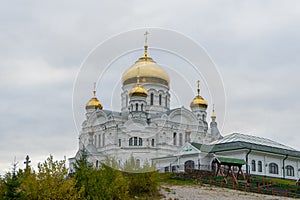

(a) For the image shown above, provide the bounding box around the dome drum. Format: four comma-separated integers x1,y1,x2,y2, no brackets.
123,77,169,86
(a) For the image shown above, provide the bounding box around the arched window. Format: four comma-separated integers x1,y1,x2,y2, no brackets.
102,133,105,146
165,96,167,107
258,161,262,172
179,133,183,146
96,160,99,168
251,160,256,171
150,93,154,105
173,132,177,145
184,160,195,171
269,163,278,174
118,139,121,147
151,139,155,147
134,137,138,146
185,132,190,143
202,114,205,121
98,134,101,147
136,159,140,168
135,103,138,111
129,137,143,146
159,94,162,105
141,104,143,111
131,104,133,111
286,165,294,176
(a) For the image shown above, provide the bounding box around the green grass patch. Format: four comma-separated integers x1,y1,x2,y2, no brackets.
252,175,296,186
157,172,196,185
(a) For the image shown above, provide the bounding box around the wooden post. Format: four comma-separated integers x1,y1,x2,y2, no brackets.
210,177,213,187
200,175,202,186
285,189,288,197
272,188,274,196
257,183,260,193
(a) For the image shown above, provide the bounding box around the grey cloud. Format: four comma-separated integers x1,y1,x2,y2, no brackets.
1,0,300,174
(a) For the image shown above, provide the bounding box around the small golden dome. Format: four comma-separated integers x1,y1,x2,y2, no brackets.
211,104,216,119
129,83,148,98
190,80,208,109
190,96,208,109
85,83,103,110
122,46,170,86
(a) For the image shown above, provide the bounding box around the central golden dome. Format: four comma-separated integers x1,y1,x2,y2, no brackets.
122,47,170,86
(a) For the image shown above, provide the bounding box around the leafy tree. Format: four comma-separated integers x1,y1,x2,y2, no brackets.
20,155,82,200
119,155,159,198
74,152,129,199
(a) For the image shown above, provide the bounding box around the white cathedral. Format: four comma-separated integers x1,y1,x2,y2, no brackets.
69,42,221,169
69,39,300,180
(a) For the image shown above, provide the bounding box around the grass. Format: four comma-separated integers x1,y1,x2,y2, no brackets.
252,175,296,186
157,172,196,185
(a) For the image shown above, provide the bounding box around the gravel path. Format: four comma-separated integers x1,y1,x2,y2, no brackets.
160,184,294,200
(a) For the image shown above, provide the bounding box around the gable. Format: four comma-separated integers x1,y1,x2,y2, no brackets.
177,143,201,155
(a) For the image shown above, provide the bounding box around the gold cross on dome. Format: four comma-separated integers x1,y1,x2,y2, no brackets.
143,31,150,57
197,80,200,96
144,31,149,46
93,82,96,97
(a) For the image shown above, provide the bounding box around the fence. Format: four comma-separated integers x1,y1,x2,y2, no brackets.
173,171,300,198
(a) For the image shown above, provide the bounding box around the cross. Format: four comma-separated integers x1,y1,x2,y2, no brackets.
144,31,149,46
197,80,200,96
93,82,96,97
24,155,31,169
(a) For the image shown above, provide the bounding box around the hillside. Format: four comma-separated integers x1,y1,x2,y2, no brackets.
160,184,295,200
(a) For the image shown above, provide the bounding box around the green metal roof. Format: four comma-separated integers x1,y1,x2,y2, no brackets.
211,133,295,151
216,156,246,165
191,133,300,158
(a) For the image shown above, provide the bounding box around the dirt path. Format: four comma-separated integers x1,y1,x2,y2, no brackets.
160,184,294,200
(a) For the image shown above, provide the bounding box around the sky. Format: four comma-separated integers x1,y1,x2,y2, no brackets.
1,0,300,174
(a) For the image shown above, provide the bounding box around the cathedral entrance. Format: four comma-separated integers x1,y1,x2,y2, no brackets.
184,160,195,172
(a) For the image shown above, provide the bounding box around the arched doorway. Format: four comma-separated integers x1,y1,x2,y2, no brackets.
211,159,217,173
184,160,195,171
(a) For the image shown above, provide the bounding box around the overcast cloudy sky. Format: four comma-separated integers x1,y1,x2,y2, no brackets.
1,1,300,174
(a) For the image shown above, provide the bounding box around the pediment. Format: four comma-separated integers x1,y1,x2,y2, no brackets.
177,143,201,155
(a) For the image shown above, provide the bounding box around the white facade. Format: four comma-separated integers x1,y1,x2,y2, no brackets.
69,44,300,181
153,133,300,180
69,46,221,173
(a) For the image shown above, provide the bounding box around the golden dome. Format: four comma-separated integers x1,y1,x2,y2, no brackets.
211,104,216,119
190,80,208,109
122,46,170,86
129,83,148,98
85,84,103,110
190,95,208,109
